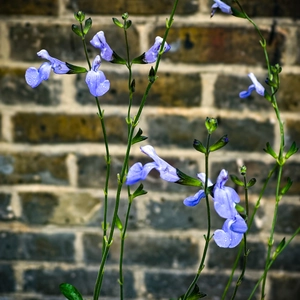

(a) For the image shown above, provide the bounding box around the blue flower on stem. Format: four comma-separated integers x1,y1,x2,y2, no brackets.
211,0,233,18
183,169,247,248
126,145,180,185
85,55,110,97
239,73,265,98
90,31,114,62
25,49,70,88
143,36,171,63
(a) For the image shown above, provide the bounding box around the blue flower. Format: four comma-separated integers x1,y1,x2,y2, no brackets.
90,31,114,62
239,73,265,98
25,49,70,88
85,55,110,97
143,36,171,63
126,145,180,185
183,173,212,206
214,214,247,248
211,0,233,18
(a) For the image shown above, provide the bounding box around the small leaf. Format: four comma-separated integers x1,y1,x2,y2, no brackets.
83,18,92,35
178,284,207,299
193,139,206,154
71,24,83,37
131,128,148,145
59,283,83,300
263,142,277,159
235,204,245,214
209,135,229,152
285,141,299,159
247,178,256,188
280,177,293,196
132,183,148,199
176,169,202,187
230,174,244,187
112,17,123,28
66,62,88,74
124,19,132,29
115,215,123,231
272,238,286,259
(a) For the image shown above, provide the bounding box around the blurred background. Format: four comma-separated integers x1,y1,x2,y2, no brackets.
0,0,300,299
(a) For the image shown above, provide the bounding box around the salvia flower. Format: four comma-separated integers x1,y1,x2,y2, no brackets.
85,55,110,97
90,31,114,61
126,145,180,185
25,49,70,88
211,0,233,18
143,36,171,64
239,73,265,98
214,214,247,248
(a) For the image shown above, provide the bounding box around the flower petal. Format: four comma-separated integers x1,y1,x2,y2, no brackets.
213,187,239,218
239,84,255,98
183,189,205,206
37,49,69,74
143,36,171,64
126,162,157,185
248,73,265,96
25,62,52,88
214,229,231,248
90,31,114,61
230,214,247,233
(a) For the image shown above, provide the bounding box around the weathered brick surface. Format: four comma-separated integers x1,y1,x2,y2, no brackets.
269,274,300,300
0,232,75,262
76,71,201,107
74,0,198,15
0,264,15,292
153,25,285,65
0,193,14,221
0,67,61,106
12,113,128,143
0,0,59,16
0,152,68,185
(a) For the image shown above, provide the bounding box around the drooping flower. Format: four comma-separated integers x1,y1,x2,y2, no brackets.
143,36,171,63
25,49,70,88
126,145,180,185
85,55,110,97
211,0,233,18
183,173,212,206
214,214,247,248
90,31,114,61
239,73,265,98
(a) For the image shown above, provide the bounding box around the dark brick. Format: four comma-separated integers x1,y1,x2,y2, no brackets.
76,71,201,107
0,67,61,106
0,232,75,262
0,152,68,185
144,196,224,230
272,242,300,271
74,0,198,15
279,161,300,196
208,241,266,270
275,203,300,234
24,267,136,297
12,113,127,143
0,264,15,292
152,25,285,65
277,74,300,111
145,271,258,299
83,233,199,268
214,74,271,111
0,193,14,221
9,23,139,62
269,274,300,300
0,0,59,16
286,119,300,147
229,0,300,18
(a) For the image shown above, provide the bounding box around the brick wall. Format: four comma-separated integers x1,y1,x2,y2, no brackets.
0,0,300,299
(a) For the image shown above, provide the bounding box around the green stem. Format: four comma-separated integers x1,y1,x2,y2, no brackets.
93,1,179,298
182,134,212,300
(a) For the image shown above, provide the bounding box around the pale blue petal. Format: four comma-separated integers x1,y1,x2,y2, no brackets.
90,31,113,61
126,162,157,185
37,49,69,74
183,190,205,206
213,229,231,248
25,62,51,88
230,214,247,233
144,36,171,63
213,187,238,219
239,85,255,98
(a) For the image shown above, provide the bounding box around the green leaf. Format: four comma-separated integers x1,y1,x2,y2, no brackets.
115,215,123,231
83,18,92,35
209,135,229,152
263,142,277,159
230,174,244,187
272,238,286,259
280,177,293,196
193,139,206,154
132,183,147,199
71,24,83,37
66,62,88,74
176,169,202,187
247,178,256,188
112,17,123,28
177,284,206,299
124,19,132,29
59,283,83,300
285,141,299,159
131,128,148,145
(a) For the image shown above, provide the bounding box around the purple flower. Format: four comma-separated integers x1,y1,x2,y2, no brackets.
211,0,233,18
214,214,247,248
239,73,265,98
144,36,171,64
85,55,110,97
25,49,70,88
90,31,114,61
183,173,212,206
126,145,180,185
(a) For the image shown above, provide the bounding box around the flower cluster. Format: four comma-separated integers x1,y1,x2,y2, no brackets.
126,145,247,248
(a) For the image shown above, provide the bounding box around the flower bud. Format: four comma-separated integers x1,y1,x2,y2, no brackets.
205,117,218,134
74,11,85,22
